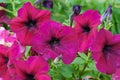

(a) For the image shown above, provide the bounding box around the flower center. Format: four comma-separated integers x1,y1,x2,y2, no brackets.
4,57,9,64
25,19,37,28
83,25,91,32
103,45,111,52
26,74,35,80
48,37,60,47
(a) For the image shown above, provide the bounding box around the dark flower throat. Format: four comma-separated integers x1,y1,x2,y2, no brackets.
26,74,35,80
4,57,9,64
103,45,111,52
48,37,60,47
25,19,37,28
83,25,91,32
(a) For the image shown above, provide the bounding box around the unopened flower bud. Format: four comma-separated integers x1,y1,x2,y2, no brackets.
100,5,112,23
70,5,82,26
34,0,53,9
43,0,53,9
73,5,81,15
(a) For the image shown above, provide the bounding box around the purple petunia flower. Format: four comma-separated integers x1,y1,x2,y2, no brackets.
14,56,51,80
0,27,16,47
0,41,25,79
112,68,120,80
90,28,120,74
31,21,78,64
10,2,51,46
0,45,9,78
74,10,101,52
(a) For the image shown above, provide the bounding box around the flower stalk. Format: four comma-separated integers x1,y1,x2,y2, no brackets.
78,52,91,79
0,6,13,14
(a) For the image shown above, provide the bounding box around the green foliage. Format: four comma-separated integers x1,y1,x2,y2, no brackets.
49,53,111,80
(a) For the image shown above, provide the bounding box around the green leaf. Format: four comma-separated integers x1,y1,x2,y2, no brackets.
81,70,99,79
49,69,64,80
100,74,112,80
78,53,88,61
25,46,31,56
88,60,98,71
72,57,85,65
58,64,74,78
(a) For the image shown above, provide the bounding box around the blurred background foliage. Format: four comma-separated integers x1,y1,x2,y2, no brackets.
0,0,120,80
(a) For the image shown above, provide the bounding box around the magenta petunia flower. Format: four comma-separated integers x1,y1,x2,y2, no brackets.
10,2,51,46
31,21,78,64
112,68,120,80
0,27,16,47
90,28,120,74
0,41,25,79
74,10,101,52
0,45,9,78
14,56,51,80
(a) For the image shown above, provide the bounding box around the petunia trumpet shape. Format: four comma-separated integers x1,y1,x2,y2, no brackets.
90,28,120,74
0,41,25,79
31,21,78,64
74,10,101,52
10,2,51,46
0,45,9,78
14,56,51,80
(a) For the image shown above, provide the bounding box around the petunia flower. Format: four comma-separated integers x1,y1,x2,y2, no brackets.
10,2,51,46
74,10,101,52
112,68,120,80
0,41,25,79
90,28,120,74
14,56,51,80
31,21,78,64
0,45,9,78
0,27,16,47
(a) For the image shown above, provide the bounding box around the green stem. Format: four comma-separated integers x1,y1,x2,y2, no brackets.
25,46,31,56
8,0,16,16
97,72,101,80
0,6,13,14
78,52,91,79
11,0,16,12
77,53,86,61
